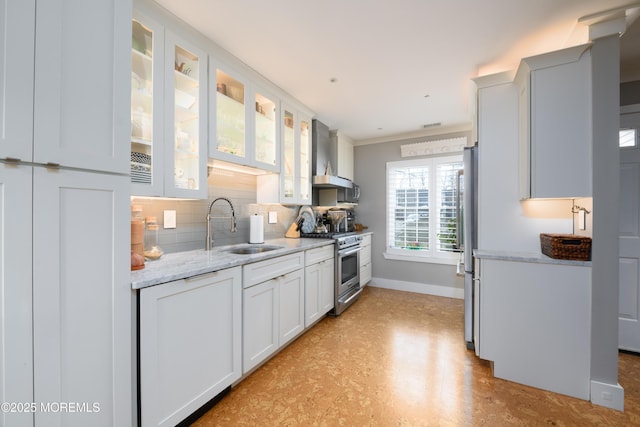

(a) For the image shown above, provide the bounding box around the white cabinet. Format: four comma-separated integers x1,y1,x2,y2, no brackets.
0,0,35,162
515,44,592,199
210,61,280,172
33,169,131,427
139,267,242,427
330,130,355,181
34,0,130,175
305,245,335,327
131,10,208,198
0,164,33,427
478,257,591,400
1,1,132,426
243,252,305,373
278,268,305,345
257,105,312,205
360,234,372,287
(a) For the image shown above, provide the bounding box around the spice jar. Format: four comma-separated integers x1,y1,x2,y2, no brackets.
144,216,164,260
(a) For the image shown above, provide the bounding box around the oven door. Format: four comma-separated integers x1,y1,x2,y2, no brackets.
337,245,361,297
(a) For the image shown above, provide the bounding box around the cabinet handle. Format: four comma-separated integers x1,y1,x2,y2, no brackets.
2,157,21,164
46,162,61,170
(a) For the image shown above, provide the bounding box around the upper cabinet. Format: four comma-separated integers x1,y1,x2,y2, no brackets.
131,14,163,195
210,62,280,172
515,44,592,199
1,0,129,174
165,32,207,198
131,11,207,198
0,0,35,162
258,105,311,205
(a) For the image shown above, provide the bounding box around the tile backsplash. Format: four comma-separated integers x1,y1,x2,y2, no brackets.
131,167,300,254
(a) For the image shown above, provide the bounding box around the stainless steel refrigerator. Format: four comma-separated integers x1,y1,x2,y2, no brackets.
461,145,478,350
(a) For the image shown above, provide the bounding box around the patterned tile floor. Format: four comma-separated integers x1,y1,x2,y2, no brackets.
191,286,640,426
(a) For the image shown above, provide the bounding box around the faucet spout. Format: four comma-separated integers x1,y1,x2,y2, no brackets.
206,197,237,251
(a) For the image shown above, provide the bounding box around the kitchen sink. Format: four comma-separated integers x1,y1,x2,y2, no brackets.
225,245,283,255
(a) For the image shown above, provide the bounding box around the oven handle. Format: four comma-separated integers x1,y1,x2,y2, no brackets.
338,246,361,257
341,287,363,305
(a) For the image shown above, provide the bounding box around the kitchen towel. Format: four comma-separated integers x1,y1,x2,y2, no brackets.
249,214,264,244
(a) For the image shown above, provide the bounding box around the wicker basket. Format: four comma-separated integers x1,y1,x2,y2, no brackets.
540,234,591,261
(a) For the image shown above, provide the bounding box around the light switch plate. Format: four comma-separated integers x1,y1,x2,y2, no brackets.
268,211,277,224
164,210,177,229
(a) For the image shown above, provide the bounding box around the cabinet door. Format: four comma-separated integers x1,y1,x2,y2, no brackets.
33,0,131,174
281,105,296,203
0,163,33,427
529,53,591,198
243,279,279,373
0,0,35,162
140,268,242,427
131,12,165,196
279,269,305,346
319,258,335,313
305,262,321,327
298,114,312,204
212,64,248,162
32,168,131,427
164,31,207,199
253,87,279,171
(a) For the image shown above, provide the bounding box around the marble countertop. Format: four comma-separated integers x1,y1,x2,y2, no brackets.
474,249,592,267
131,237,335,290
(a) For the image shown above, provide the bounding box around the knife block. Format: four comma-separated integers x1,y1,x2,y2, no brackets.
285,222,300,238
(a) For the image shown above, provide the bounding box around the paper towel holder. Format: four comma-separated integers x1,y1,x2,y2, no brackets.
249,213,265,244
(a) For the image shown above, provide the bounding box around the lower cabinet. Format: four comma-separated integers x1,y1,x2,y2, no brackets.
243,252,305,373
360,234,372,287
478,258,591,400
305,245,335,327
139,267,242,427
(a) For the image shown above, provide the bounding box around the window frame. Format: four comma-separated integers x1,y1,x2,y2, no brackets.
384,154,463,265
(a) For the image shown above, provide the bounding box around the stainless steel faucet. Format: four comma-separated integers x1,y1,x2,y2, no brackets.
206,197,237,250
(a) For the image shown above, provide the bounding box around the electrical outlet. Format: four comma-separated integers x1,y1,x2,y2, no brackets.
164,210,177,229
268,211,277,224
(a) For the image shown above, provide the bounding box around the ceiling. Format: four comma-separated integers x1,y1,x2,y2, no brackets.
154,0,640,144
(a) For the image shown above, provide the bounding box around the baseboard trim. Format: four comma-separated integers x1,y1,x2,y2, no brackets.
369,277,464,299
590,381,624,411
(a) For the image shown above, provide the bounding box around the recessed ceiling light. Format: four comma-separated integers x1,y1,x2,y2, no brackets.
329,77,338,83
424,94,430,98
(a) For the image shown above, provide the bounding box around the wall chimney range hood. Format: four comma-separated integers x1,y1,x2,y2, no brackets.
312,119,353,189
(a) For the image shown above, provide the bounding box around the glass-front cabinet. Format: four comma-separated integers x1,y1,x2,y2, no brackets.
299,116,311,202
130,13,207,199
254,91,278,169
210,62,280,172
214,68,246,159
165,32,207,199
131,15,162,196
257,104,311,205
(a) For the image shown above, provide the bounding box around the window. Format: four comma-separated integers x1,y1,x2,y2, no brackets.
386,155,463,263
620,129,637,147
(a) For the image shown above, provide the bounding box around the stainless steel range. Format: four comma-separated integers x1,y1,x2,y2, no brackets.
301,232,363,315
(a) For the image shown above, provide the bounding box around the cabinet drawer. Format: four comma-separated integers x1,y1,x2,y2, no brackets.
243,252,305,288
361,234,372,247
305,244,334,266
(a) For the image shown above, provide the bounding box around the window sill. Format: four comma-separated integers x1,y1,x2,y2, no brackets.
383,251,457,265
